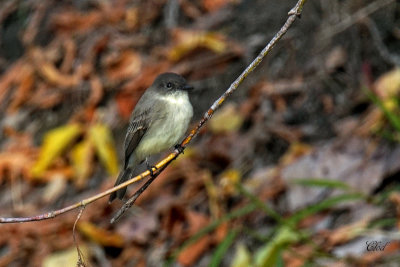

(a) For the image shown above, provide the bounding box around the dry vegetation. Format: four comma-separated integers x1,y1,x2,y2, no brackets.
0,0,400,266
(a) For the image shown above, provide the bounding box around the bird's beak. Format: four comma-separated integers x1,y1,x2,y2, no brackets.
183,84,194,91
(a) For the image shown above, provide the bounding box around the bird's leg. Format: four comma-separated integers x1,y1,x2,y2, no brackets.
145,158,157,177
174,144,185,154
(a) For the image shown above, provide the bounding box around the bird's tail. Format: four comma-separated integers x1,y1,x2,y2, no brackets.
109,167,134,203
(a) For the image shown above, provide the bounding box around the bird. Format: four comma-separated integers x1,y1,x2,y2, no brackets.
109,72,194,202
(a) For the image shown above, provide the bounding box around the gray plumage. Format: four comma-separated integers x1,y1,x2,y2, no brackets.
109,73,193,202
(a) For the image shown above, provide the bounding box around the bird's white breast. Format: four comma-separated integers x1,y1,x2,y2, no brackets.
135,91,193,159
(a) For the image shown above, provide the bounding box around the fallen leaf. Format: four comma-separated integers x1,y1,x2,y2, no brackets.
219,169,241,196
177,211,211,266
31,124,82,178
231,243,252,267
115,92,136,120
325,219,369,247
42,245,90,267
282,137,400,211
209,103,244,134
280,142,313,166
374,68,400,100
117,212,159,244
7,63,34,113
78,221,124,247
30,48,80,87
70,139,93,188
168,29,227,61
177,235,210,267
125,7,139,30
105,50,142,82
0,60,24,104
51,10,103,34
41,175,68,203
283,245,313,267
325,46,347,73
203,0,233,12
89,123,119,176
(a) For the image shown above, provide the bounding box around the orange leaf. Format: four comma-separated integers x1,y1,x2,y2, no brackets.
8,63,35,113
30,48,80,87
177,236,211,266
203,0,232,12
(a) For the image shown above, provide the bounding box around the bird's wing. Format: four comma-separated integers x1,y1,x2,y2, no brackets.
123,109,150,169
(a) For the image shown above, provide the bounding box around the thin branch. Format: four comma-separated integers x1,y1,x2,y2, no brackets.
110,164,168,224
73,207,86,267
0,0,307,224
321,0,395,40
363,18,400,66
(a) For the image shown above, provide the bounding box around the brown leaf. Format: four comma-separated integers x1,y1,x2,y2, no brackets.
105,50,142,82
115,91,137,120
177,211,211,266
30,48,80,87
7,63,34,113
0,60,24,104
51,10,103,34
177,235,210,266
117,212,159,244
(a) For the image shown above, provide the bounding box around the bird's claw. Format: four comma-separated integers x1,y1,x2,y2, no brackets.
175,144,185,154
145,160,157,177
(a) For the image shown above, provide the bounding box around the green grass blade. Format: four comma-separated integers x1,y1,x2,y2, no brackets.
210,230,238,267
255,226,300,267
286,193,364,226
291,178,351,191
236,183,284,223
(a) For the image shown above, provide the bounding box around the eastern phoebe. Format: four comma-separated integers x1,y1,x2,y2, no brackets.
109,72,194,202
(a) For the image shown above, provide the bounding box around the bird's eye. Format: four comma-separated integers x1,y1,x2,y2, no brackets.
166,82,172,88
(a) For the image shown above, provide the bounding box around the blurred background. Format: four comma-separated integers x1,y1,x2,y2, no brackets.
1,0,400,266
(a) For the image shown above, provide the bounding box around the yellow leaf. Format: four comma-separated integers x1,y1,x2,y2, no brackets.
219,169,241,196
231,244,252,267
78,221,124,247
375,68,400,100
168,29,227,61
31,124,82,178
280,142,313,166
209,103,243,134
71,139,93,188
42,245,90,267
89,123,119,176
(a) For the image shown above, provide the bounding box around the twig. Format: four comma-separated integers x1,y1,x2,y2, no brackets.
73,206,86,267
363,18,400,66
110,164,169,224
0,0,307,224
321,0,395,40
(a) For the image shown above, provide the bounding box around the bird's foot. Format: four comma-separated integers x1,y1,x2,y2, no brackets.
145,160,157,177
174,144,185,154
